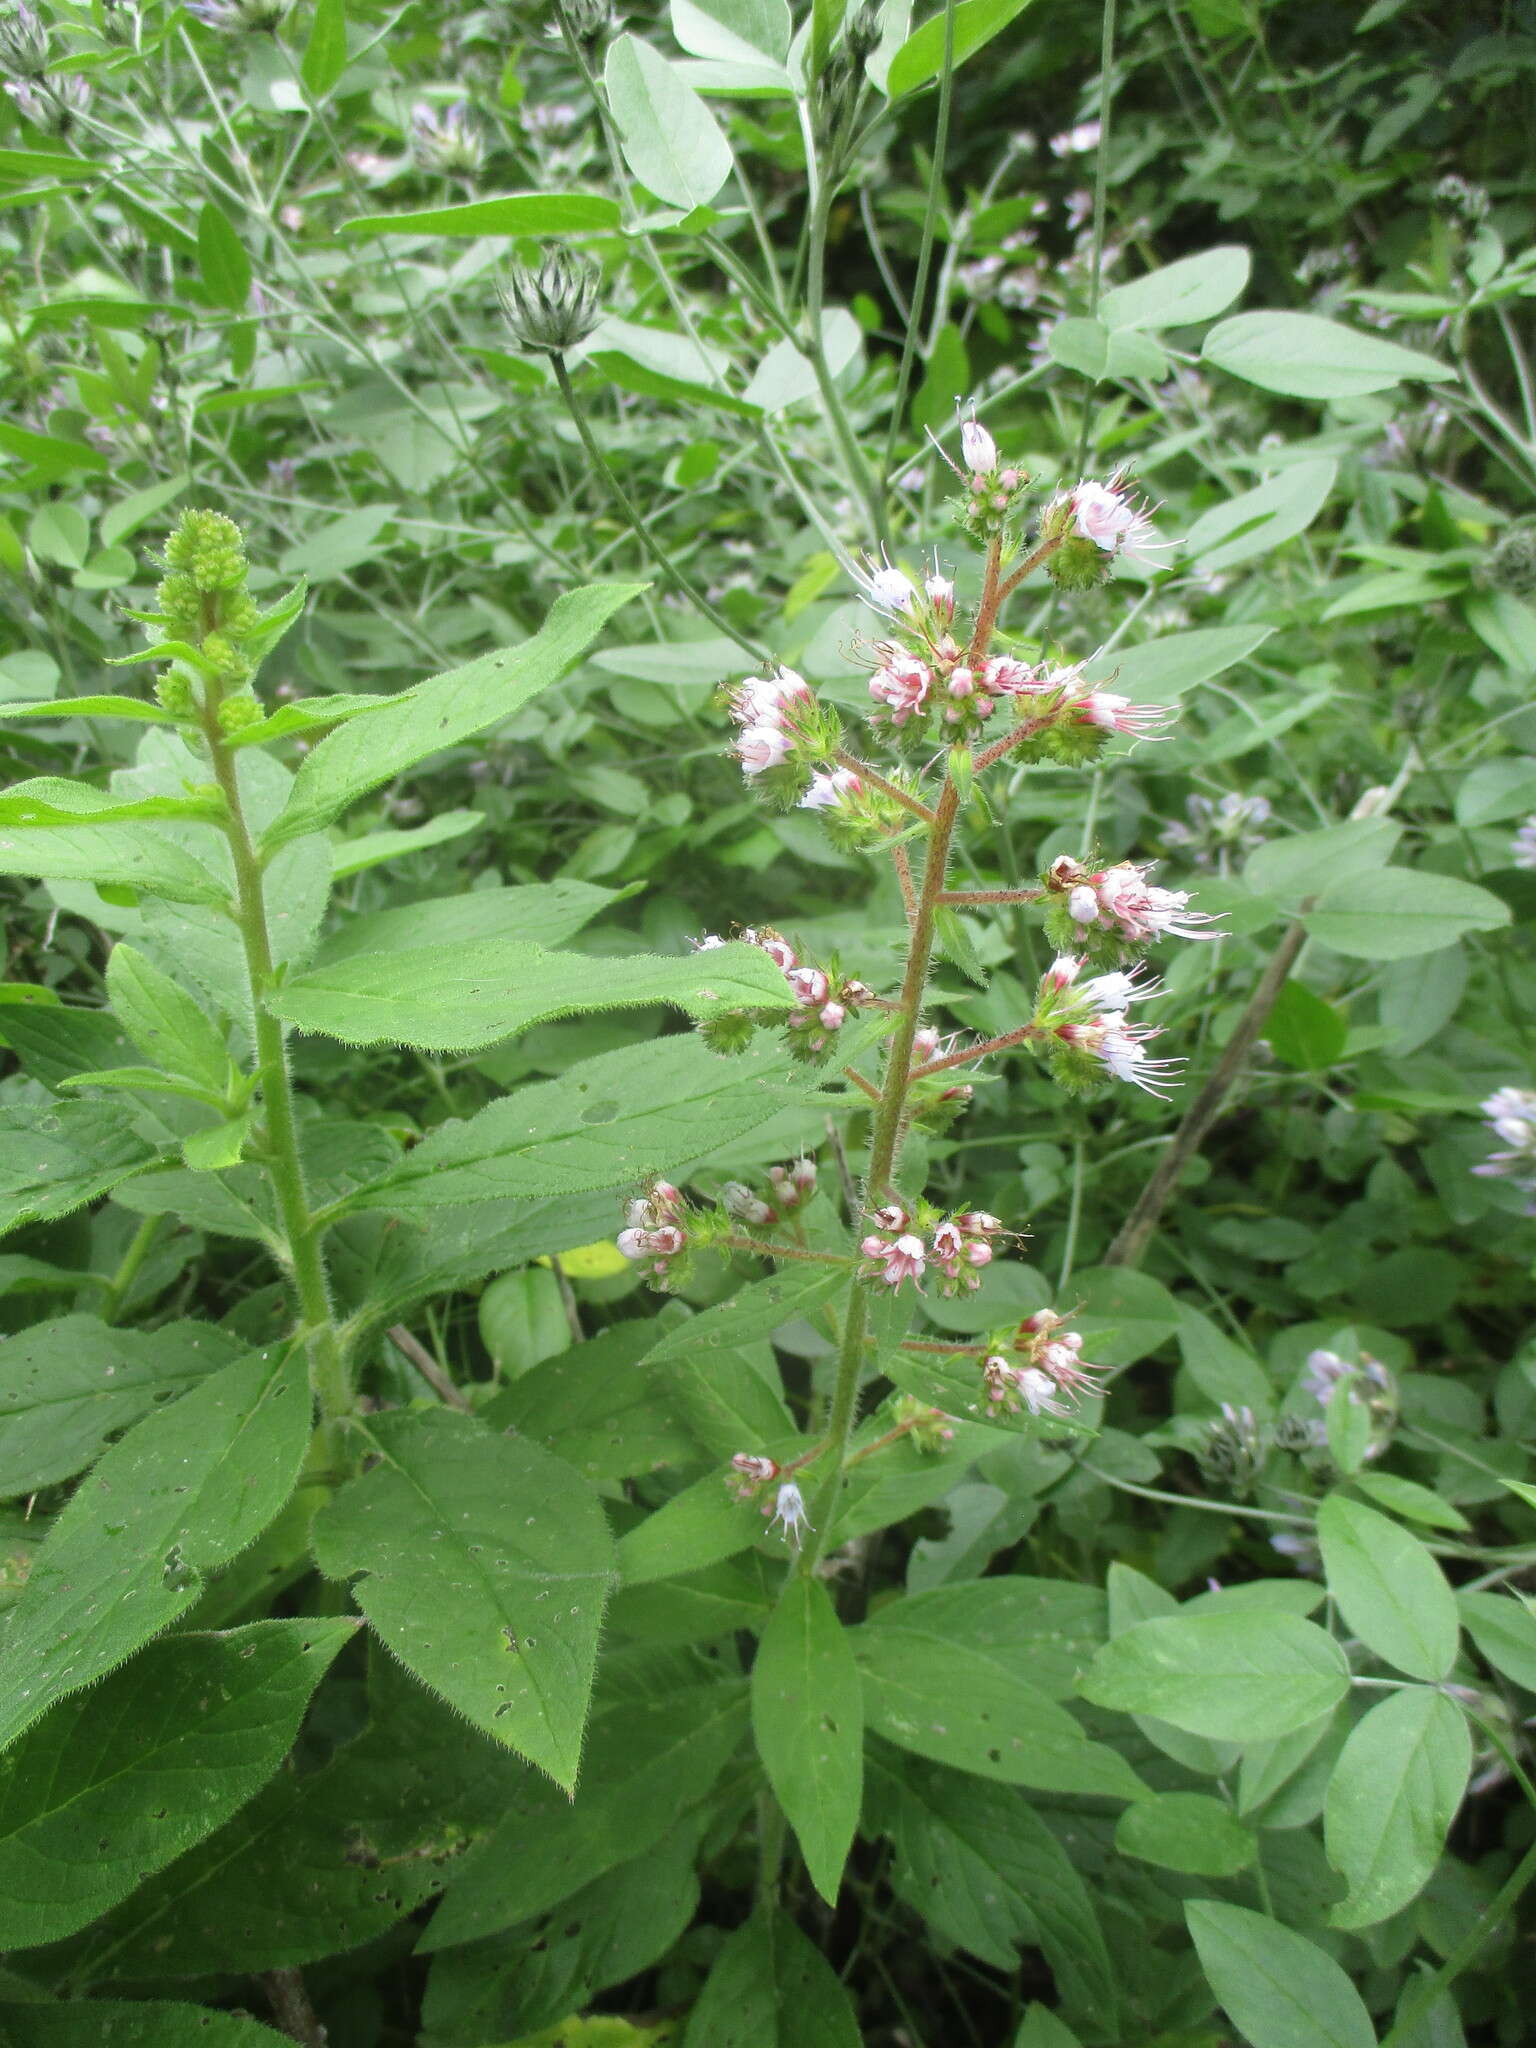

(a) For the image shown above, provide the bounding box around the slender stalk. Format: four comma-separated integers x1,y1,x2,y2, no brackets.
1380,1835,1536,2048
835,749,936,821
100,1213,161,1326
881,0,957,487
1104,917,1308,1269
937,886,1044,905
548,353,767,662
387,1324,472,1412
910,1022,1041,1079
202,716,351,1428
723,1236,852,1267
260,1968,326,2048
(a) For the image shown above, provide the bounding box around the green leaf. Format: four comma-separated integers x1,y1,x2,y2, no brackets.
0,1099,158,1234
1114,1791,1256,1875
751,1575,862,1903
266,939,795,1051
0,1344,310,1752
220,691,390,750
0,421,108,481
616,1470,772,1584
0,696,173,724
317,879,617,964
0,1618,355,1948
1186,1900,1378,2048
340,192,623,238
341,1034,821,1215
196,201,252,311
1458,1589,1536,1690
604,36,734,210
421,1676,748,1951
682,1910,862,2048
1267,979,1348,1070
301,0,347,94
1013,2008,1085,2048
1099,246,1251,330
871,1753,1116,2034
886,0,1036,99
264,583,645,850
1079,1610,1351,1740
106,942,230,1089
99,473,193,549
484,1318,702,1483
48,1650,519,1978
1453,757,1536,828
0,2002,292,2047
1304,867,1511,960
0,1315,242,1494
854,1616,1148,1800
0,779,222,829
312,1408,614,1790
0,816,225,903
1083,624,1272,704
1184,459,1337,572
1046,316,1169,382
672,0,793,65
478,1265,572,1378
1203,310,1454,398
1317,1494,1459,1680
1244,817,1401,904
1353,1472,1469,1533
1323,1687,1471,1929
327,808,486,878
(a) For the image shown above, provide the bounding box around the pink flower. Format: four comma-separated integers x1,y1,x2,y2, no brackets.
868,651,932,727
925,572,956,620
983,654,1045,697
1066,479,1177,569
617,1222,686,1260
800,766,861,811
861,1232,927,1288
730,1452,778,1490
1074,690,1171,738
721,1181,774,1225
873,1204,908,1232
740,928,797,972
787,966,830,1006
818,1002,845,1031
1072,861,1218,944
729,666,811,728
1091,1017,1182,1097
737,724,792,776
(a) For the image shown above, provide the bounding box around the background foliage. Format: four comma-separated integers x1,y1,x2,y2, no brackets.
3,0,1536,2044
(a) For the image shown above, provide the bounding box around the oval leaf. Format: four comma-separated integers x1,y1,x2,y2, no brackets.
1078,1610,1350,1741
1316,1494,1460,1680
1203,310,1454,398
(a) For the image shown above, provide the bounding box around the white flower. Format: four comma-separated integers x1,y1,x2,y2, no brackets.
800,767,861,811
961,418,999,474
767,1480,811,1548
737,725,792,777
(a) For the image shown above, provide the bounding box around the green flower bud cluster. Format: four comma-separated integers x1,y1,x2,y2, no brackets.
148,509,263,725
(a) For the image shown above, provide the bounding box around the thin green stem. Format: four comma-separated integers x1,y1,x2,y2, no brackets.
100,1213,161,1327
1380,1833,1536,2048
881,0,957,489
549,353,766,661
203,716,350,1429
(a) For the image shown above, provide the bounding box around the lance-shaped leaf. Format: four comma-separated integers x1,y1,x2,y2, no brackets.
315,878,618,964
106,942,231,1088
312,1409,615,1791
266,939,795,1051
0,1618,356,1948
751,1575,862,1904
340,1034,822,1215
262,582,645,851
0,1100,160,1234
0,1314,243,1494
0,695,174,724
0,1344,310,1753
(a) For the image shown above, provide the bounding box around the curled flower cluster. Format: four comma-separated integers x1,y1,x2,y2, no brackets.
1472,1086,1536,1209
1043,854,1218,963
982,1308,1105,1417
694,928,874,1062
1031,953,1180,1098
410,100,484,176
719,1156,817,1229
859,1205,1004,1296
1042,473,1177,588
1162,790,1272,867
616,1180,689,1286
946,414,1031,542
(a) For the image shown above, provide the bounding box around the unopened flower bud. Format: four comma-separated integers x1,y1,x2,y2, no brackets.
961,417,998,474
500,246,603,354
557,0,614,40
0,1,49,74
